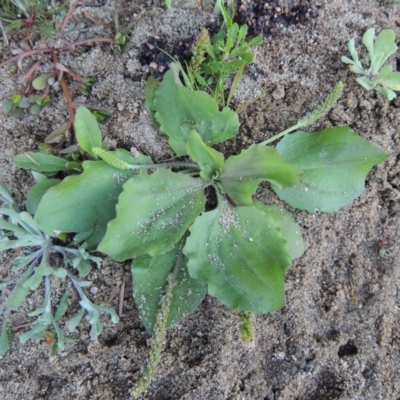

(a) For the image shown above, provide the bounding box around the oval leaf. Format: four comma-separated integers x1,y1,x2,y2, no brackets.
35,158,138,248
98,169,206,261
184,201,292,314
253,202,305,260
26,178,61,214
32,74,52,90
132,241,207,333
153,67,239,156
14,152,68,172
187,130,224,180
220,144,302,205
272,127,388,213
74,107,103,158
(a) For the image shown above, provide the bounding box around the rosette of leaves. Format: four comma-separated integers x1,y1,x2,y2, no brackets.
30,70,387,335
341,28,400,100
12,65,387,394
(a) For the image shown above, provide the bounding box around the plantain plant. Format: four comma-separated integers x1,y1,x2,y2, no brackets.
4,62,385,394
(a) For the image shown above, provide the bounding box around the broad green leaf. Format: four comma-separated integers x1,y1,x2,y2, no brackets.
26,179,61,215
99,169,206,261
10,107,23,117
186,130,224,181
30,103,42,115
219,145,302,205
74,107,103,158
253,202,305,260
370,29,397,75
144,75,160,127
132,241,207,333
18,98,30,108
184,201,292,313
35,158,139,248
14,152,68,172
273,127,388,213
153,67,239,156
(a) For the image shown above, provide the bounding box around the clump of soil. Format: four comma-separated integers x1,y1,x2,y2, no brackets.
235,0,319,35
140,35,195,78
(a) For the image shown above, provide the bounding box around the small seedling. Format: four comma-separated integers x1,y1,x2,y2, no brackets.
180,0,263,108
341,28,400,100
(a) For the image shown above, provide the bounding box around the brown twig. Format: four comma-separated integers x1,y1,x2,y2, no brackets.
59,0,107,32
12,322,34,330
52,50,75,133
19,58,46,95
0,38,116,69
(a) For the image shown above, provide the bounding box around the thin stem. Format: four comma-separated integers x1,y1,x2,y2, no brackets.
52,50,75,131
0,38,116,69
132,241,185,398
227,63,245,107
59,0,106,32
239,311,254,343
51,246,78,254
259,122,303,146
137,161,199,170
259,81,344,146
67,271,86,299
214,183,227,209
59,0,82,32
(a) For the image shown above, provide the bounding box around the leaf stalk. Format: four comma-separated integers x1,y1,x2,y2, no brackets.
260,82,344,146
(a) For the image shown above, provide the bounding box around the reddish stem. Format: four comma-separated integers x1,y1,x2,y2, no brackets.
0,38,116,69
52,51,75,132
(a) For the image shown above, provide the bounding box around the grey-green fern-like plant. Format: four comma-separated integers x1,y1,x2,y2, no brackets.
0,183,119,356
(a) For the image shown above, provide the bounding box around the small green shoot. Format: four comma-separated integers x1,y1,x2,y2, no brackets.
341,28,400,100
181,0,263,108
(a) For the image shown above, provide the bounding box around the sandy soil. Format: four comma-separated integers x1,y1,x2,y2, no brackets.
0,0,399,399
